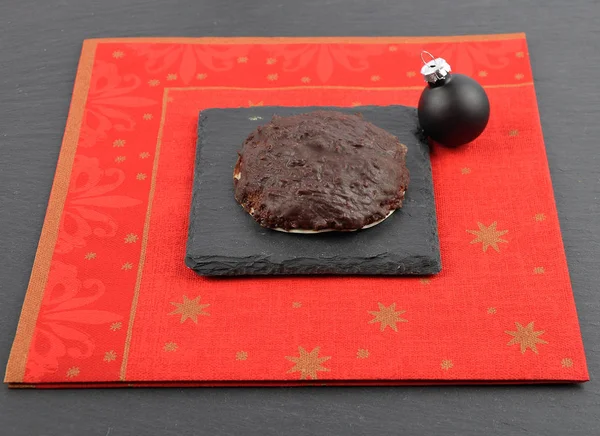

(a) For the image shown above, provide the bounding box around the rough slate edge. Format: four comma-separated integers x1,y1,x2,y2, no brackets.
185,105,441,276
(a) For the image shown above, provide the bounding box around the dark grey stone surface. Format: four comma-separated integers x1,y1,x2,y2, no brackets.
1,1,599,435
186,106,441,276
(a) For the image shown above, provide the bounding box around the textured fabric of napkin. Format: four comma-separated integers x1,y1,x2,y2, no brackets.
5,34,588,387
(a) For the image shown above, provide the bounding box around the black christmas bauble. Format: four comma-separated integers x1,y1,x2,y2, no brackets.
417,60,490,147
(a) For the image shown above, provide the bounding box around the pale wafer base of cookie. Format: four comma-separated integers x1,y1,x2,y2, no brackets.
272,209,396,234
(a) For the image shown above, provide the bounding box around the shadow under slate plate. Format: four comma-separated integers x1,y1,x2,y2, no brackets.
185,105,441,276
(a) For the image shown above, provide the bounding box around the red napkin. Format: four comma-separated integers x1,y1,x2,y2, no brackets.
5,34,588,387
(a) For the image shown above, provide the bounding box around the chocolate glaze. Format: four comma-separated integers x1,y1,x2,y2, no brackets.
233,111,409,231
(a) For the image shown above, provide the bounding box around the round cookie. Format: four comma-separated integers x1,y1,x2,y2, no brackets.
233,111,409,232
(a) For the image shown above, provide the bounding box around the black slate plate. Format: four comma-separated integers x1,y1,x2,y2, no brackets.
185,106,441,276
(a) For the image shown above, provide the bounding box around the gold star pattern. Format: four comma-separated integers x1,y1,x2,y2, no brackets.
124,233,138,243
139,152,151,159
441,360,454,370
168,295,210,323
248,100,263,107
66,367,80,378
533,267,545,275
143,113,153,121
110,322,122,331
266,57,277,65
163,342,178,352
104,350,117,362
148,79,160,87
516,51,525,58
371,75,381,82
286,346,331,380
509,129,519,137
561,358,573,368
121,262,133,270
515,73,524,80
237,56,248,63
357,349,369,359
292,302,302,308
388,46,398,52
478,71,488,77
115,156,126,163
461,167,471,175
136,173,147,181
406,71,416,77
487,307,497,315
167,96,174,103
84,252,96,260
113,139,126,147
534,213,546,222
196,73,208,80
368,303,407,332
166,73,177,81
267,73,278,81
467,222,508,253
505,321,548,354
301,76,311,83
419,278,431,285
236,351,248,360
112,50,124,59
